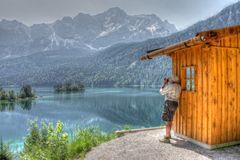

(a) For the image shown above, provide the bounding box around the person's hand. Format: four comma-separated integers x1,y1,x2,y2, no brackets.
162,78,169,88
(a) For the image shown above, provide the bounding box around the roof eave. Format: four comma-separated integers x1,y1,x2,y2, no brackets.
140,25,240,61
140,36,204,60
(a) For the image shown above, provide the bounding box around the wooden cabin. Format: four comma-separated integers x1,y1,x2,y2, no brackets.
141,25,240,149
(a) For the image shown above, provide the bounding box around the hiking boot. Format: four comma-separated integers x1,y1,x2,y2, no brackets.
159,136,171,143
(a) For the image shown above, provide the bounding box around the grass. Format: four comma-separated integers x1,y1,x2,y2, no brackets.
68,127,116,159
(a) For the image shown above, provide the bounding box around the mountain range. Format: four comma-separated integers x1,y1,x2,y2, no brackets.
0,2,240,86
0,7,176,59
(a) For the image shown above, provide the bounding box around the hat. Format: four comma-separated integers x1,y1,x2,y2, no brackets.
169,75,179,82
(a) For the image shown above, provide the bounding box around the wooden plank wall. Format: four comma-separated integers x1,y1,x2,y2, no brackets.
202,47,208,144
237,28,240,142
172,46,201,141
172,29,240,145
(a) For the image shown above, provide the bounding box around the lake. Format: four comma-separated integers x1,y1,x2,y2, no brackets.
0,87,164,151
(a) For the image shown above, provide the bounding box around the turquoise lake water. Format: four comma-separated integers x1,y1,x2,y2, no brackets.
0,87,164,151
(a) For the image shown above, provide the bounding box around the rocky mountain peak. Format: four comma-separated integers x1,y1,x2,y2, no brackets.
103,7,127,16
0,7,177,57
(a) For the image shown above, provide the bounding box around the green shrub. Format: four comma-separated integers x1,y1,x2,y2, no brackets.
8,91,16,101
68,127,116,159
122,124,132,130
20,120,116,160
0,138,13,160
19,85,35,99
0,91,9,101
20,120,68,160
0,86,35,105
54,83,85,93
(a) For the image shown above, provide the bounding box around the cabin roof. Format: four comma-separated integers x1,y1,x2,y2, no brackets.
140,25,240,60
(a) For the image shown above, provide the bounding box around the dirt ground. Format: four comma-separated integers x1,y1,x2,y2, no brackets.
85,129,240,160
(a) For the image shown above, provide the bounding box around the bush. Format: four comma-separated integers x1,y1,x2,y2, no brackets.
0,138,13,160
20,121,68,160
122,124,132,130
20,121,116,160
19,85,35,99
54,83,85,93
0,85,35,103
8,91,16,101
68,127,116,159
0,91,9,101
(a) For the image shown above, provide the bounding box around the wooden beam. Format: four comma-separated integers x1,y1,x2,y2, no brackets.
115,126,165,135
140,37,204,60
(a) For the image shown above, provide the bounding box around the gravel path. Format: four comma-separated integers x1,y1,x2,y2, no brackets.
85,129,240,160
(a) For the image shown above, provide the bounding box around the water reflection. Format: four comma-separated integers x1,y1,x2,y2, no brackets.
0,100,35,112
49,88,164,128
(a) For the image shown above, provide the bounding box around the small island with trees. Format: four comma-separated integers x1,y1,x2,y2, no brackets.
54,83,85,93
0,85,36,103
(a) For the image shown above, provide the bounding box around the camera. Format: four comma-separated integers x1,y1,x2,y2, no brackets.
164,78,169,82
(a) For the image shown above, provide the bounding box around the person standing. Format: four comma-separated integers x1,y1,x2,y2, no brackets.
159,76,181,143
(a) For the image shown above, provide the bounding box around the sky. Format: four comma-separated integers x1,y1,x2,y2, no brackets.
0,0,239,30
